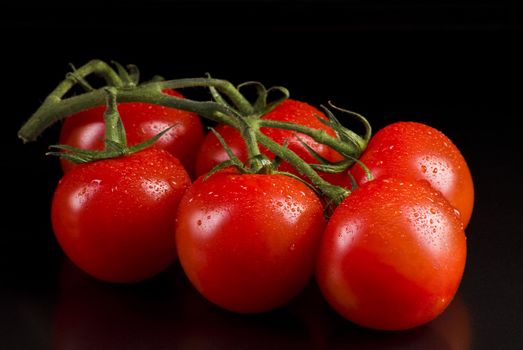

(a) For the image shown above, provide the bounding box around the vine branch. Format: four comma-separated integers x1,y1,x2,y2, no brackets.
18,59,369,207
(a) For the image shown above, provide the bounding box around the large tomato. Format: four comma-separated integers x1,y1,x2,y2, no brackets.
175,169,326,313
195,99,349,187
51,148,191,283
350,121,474,226
59,89,204,176
316,178,467,330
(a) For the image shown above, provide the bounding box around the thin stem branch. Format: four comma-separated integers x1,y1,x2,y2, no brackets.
18,82,243,142
54,59,123,99
155,78,253,116
240,119,262,159
259,119,361,158
255,131,349,205
18,59,252,142
103,88,127,147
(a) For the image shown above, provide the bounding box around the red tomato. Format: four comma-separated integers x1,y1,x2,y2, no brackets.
316,178,467,330
59,89,204,176
51,148,191,283
175,169,326,313
350,121,474,226
195,99,349,187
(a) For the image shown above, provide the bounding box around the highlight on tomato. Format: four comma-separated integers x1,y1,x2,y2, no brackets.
316,177,467,331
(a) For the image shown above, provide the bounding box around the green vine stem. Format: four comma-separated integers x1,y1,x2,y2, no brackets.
18,84,243,143
18,60,253,143
259,119,363,159
103,87,127,148
255,131,350,205
18,59,369,207
237,117,265,170
47,88,175,163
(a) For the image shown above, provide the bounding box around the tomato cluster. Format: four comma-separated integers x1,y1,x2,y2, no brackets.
22,65,473,331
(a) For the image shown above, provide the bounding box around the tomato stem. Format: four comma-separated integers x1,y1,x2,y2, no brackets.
259,119,363,159
103,87,127,148
18,60,251,142
238,118,265,170
47,88,176,163
256,132,350,206
19,59,366,207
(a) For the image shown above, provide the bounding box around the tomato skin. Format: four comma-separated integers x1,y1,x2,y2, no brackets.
59,89,204,176
175,170,326,313
350,121,474,226
51,148,191,283
316,178,467,330
195,99,349,187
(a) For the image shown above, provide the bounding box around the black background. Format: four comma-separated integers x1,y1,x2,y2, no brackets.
2,1,523,349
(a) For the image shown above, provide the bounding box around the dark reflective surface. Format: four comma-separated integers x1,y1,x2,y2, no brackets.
2,257,473,350
3,2,523,349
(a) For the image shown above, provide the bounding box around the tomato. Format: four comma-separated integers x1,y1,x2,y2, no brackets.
316,178,467,330
51,148,191,283
175,169,326,313
350,121,474,226
59,89,204,176
195,99,349,187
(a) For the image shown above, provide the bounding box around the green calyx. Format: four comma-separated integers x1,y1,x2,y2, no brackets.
47,87,172,164
204,128,326,202
203,127,275,179
19,59,372,209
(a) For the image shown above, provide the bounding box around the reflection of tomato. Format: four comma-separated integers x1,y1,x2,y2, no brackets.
52,260,182,350
175,169,326,313
59,89,204,176
287,281,340,349
428,295,472,350
52,148,190,283
169,295,313,350
52,259,313,350
317,178,467,330
324,295,471,350
350,122,474,226
195,99,349,186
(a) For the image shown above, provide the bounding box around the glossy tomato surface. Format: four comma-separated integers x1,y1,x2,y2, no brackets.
175,170,326,313
350,121,474,226
317,178,467,330
51,148,191,283
59,89,204,176
195,99,349,186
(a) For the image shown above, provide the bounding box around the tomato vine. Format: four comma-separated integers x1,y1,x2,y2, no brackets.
18,59,371,207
